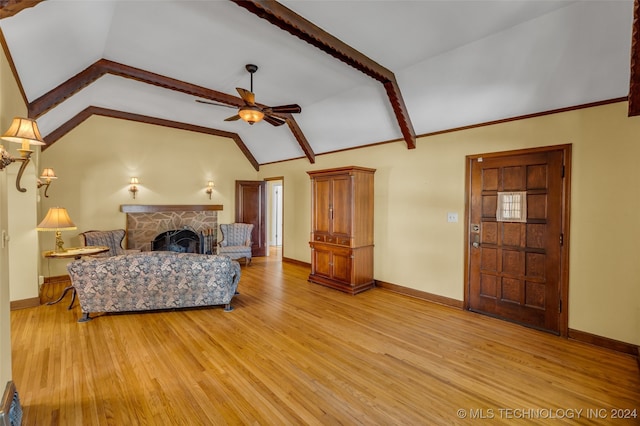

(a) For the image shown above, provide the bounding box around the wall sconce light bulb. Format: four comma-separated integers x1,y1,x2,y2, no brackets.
206,181,215,199
129,177,139,199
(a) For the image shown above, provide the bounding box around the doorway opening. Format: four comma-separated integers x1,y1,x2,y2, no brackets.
266,178,283,259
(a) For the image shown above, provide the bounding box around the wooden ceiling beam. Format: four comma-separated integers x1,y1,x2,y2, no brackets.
284,113,314,163
629,0,640,116
43,106,260,171
27,58,314,167
29,59,246,117
231,0,416,150
0,0,42,19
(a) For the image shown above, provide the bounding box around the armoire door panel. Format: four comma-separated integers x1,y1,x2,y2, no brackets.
313,177,332,235
330,175,352,237
311,245,332,279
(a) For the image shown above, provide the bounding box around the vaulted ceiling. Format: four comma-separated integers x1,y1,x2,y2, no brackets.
0,0,637,171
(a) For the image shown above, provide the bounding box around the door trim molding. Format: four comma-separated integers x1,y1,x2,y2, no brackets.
463,144,572,337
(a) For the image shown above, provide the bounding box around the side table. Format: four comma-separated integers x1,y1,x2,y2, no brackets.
43,246,109,309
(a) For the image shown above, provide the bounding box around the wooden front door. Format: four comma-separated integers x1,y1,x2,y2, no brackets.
235,180,267,257
466,145,570,335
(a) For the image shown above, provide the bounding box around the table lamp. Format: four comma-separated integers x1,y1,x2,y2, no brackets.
37,207,77,252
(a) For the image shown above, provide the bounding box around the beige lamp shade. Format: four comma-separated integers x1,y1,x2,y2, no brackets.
37,207,77,252
37,207,77,231
1,117,45,151
40,168,57,180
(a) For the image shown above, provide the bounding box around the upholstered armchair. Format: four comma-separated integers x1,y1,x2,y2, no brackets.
218,223,254,266
79,229,139,257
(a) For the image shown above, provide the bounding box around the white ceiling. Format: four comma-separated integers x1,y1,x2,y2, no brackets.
0,0,634,168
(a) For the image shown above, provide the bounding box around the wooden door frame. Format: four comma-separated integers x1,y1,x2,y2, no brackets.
463,144,572,337
264,176,284,258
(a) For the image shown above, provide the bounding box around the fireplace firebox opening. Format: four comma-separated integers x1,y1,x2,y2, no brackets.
151,227,216,254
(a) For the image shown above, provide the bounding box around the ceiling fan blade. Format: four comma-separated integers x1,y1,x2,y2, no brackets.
224,114,241,122
263,114,286,127
236,88,255,105
195,99,237,109
267,104,302,114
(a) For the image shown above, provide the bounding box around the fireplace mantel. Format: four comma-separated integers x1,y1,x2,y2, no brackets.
120,204,223,213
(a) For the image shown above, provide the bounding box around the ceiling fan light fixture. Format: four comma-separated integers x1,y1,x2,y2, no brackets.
238,105,264,125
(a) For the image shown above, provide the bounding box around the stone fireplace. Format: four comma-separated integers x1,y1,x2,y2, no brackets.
120,205,223,252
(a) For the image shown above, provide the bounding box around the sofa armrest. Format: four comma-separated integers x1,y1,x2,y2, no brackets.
231,260,241,291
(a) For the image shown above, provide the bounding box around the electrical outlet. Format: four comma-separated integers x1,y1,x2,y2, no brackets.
447,212,458,223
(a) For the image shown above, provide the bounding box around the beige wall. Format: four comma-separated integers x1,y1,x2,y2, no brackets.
0,171,11,387
2,46,40,304
259,102,640,346
39,116,259,275
0,58,12,388
2,38,40,385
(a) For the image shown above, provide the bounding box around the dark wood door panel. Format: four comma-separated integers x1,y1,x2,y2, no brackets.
236,180,267,257
468,148,567,334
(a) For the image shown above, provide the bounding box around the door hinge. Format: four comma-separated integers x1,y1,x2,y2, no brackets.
560,233,564,246
559,299,562,313
561,165,565,178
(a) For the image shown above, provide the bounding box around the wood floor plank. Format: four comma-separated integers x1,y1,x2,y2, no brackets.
10,250,640,425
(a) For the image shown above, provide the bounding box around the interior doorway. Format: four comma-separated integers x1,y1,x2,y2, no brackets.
266,177,283,259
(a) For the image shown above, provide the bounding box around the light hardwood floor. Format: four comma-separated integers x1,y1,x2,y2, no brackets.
11,251,640,425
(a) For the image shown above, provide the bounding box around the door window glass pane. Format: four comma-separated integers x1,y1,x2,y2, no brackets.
496,191,527,222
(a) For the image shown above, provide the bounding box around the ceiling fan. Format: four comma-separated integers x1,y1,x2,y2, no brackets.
196,64,301,126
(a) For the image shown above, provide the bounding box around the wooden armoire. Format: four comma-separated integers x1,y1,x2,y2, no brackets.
307,166,375,294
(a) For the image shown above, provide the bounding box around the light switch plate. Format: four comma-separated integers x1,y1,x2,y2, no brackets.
447,212,458,223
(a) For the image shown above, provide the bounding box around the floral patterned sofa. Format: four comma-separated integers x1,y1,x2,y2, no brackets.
67,251,241,322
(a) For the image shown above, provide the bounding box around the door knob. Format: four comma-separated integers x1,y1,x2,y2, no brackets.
471,234,480,248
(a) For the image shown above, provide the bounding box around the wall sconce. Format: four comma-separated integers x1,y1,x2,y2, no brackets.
37,168,57,198
205,181,215,199
129,177,139,199
0,117,46,192
36,207,77,252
